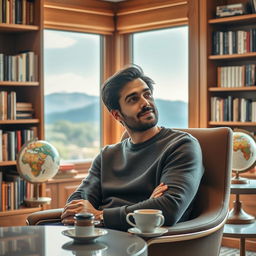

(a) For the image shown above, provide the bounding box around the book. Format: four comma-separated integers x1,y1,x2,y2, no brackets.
216,3,246,17
0,130,2,161
250,0,256,13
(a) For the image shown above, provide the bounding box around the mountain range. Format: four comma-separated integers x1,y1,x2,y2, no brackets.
45,92,187,128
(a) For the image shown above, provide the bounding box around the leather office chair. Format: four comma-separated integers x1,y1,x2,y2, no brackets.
27,127,232,256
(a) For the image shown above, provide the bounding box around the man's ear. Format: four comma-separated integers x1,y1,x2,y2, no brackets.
111,110,122,122
111,110,125,126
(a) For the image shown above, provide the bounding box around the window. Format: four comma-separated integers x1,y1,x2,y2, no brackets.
133,26,188,128
44,30,101,161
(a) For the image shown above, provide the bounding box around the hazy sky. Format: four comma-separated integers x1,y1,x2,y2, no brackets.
133,26,188,102
44,30,101,96
44,26,188,102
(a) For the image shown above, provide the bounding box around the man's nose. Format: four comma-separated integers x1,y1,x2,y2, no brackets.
140,96,150,107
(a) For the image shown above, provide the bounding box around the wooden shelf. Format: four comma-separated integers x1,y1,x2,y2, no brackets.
209,121,256,126
0,81,39,86
0,23,39,32
0,119,40,124
209,86,256,92
209,52,256,60
209,13,256,24
0,161,16,166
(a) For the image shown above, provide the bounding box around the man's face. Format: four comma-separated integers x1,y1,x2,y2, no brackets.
113,78,158,132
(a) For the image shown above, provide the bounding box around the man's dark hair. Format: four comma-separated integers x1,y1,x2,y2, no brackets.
101,65,155,111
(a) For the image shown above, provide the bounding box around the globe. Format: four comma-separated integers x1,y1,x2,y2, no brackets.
228,131,256,224
233,131,256,173
16,140,60,207
17,140,60,184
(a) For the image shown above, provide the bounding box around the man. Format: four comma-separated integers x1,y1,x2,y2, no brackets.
61,65,204,231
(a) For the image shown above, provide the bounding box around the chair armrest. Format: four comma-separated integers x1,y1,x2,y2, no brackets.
26,208,63,225
147,206,229,246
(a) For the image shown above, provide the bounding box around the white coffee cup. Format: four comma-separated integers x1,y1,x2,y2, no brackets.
126,209,165,233
74,213,95,237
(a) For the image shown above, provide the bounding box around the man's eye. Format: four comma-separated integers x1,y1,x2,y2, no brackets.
128,97,138,103
145,92,152,98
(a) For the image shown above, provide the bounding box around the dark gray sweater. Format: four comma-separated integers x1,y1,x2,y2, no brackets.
68,128,204,231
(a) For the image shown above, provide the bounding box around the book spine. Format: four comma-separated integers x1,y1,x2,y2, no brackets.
0,130,2,161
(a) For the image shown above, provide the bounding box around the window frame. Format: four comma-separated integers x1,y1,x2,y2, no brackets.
43,0,201,172
131,26,189,129
43,28,103,172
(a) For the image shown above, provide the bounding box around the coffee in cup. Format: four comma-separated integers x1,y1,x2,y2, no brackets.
126,209,165,233
74,213,95,237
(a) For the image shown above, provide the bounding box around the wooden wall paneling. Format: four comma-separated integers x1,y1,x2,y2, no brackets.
102,35,116,146
44,1,115,34
45,0,115,13
199,0,216,128
188,0,200,128
58,182,81,207
45,183,58,209
39,1,45,139
116,1,188,34
116,0,187,15
102,34,131,145
198,0,209,128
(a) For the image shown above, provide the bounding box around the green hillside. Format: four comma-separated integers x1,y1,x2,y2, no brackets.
45,92,187,128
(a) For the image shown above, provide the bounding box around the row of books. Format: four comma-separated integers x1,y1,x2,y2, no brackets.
0,0,35,25
0,51,38,82
0,171,34,211
217,64,256,88
212,29,256,55
0,127,37,161
211,96,256,122
0,91,34,120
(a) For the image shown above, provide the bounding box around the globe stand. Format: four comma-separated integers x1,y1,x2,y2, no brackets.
227,194,255,224
231,171,249,184
24,183,51,207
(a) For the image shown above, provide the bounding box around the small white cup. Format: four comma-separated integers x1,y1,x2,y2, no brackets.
126,209,165,233
74,213,95,237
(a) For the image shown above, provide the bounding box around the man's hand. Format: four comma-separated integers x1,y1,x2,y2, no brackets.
150,183,168,199
61,199,102,225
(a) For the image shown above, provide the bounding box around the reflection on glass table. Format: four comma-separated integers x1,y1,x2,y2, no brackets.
0,226,147,256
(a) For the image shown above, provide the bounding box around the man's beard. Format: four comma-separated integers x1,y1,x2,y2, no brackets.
120,106,159,132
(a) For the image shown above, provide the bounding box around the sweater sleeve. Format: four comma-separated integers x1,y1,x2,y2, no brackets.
103,136,204,231
67,153,102,209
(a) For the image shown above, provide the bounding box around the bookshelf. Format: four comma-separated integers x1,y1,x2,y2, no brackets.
204,0,256,137
0,0,44,226
202,1,256,250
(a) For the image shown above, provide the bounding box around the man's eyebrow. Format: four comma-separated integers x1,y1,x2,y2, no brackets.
124,88,150,102
125,92,137,102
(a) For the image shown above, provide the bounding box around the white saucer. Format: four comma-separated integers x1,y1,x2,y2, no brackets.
128,227,168,238
62,228,108,243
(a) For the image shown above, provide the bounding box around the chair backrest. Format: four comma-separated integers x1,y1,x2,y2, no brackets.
178,128,232,219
